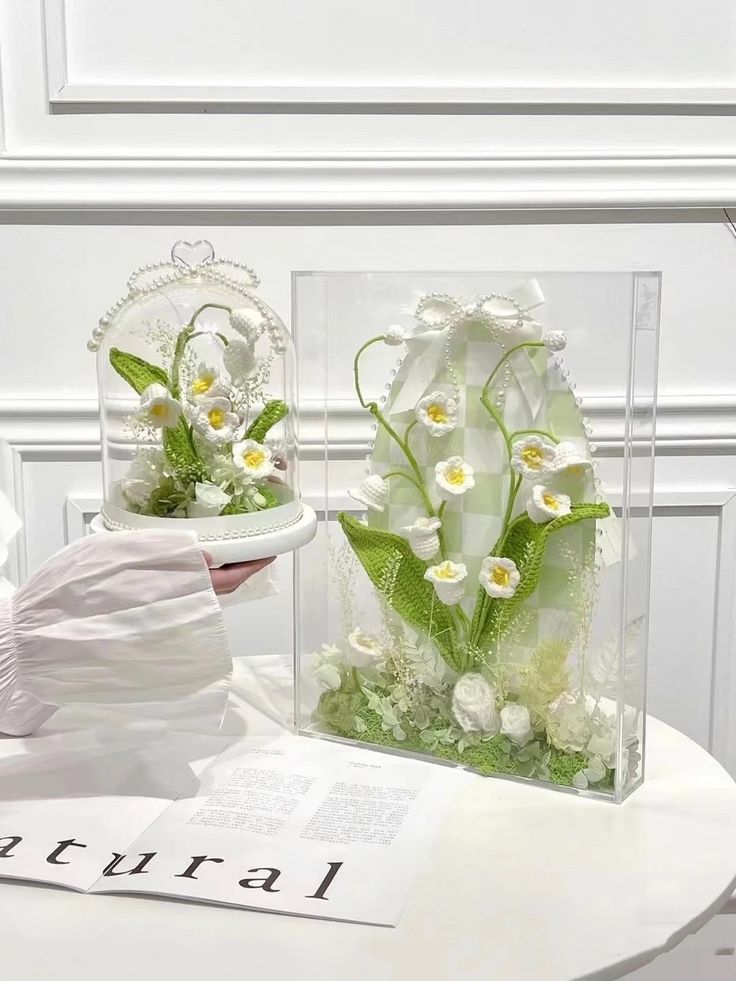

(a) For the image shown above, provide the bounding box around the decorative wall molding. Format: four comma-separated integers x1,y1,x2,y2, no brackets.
1,395,735,456
1,156,736,218
42,0,736,116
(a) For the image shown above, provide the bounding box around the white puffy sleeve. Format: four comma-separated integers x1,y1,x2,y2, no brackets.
0,529,232,736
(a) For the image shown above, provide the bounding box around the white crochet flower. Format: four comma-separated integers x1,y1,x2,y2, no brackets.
229,307,263,344
139,384,182,429
189,363,229,402
452,673,500,734
121,447,167,507
479,556,520,599
415,391,458,437
500,703,533,747
511,435,557,479
424,560,467,605
401,516,441,560
543,330,567,352
435,456,475,500
190,397,241,445
348,474,389,512
346,629,385,669
223,337,258,385
546,693,592,753
552,441,593,476
186,481,232,518
232,438,276,480
526,484,572,524
383,325,406,346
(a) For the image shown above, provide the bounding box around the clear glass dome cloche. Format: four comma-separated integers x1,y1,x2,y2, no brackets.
88,240,316,563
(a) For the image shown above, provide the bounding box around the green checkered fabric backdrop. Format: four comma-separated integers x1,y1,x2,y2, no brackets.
368,317,596,658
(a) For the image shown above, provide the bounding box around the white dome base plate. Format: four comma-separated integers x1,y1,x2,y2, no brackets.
90,504,317,566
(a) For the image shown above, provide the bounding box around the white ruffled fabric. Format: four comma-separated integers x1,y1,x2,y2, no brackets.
0,528,232,736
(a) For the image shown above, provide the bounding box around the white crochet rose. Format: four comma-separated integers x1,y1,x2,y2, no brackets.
452,673,500,734
500,703,533,747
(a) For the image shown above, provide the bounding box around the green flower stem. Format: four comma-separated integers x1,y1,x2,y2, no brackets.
471,342,546,651
353,336,386,410
383,470,434,515
354,335,434,514
482,340,546,394
480,391,513,468
188,302,233,325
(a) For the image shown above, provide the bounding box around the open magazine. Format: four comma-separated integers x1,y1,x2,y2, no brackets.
0,727,460,927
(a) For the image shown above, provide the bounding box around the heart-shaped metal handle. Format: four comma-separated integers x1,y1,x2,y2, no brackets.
171,239,215,268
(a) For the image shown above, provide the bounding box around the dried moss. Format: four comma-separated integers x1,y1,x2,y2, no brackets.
314,689,598,787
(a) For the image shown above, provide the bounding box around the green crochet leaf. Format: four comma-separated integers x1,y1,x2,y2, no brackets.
109,348,169,395
109,348,204,482
472,502,610,652
338,512,462,670
163,424,204,483
245,400,289,443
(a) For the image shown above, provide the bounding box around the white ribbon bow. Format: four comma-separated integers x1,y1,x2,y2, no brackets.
390,279,546,416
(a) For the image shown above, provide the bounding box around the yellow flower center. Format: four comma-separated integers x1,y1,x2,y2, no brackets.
446,467,465,485
243,449,266,469
427,403,448,424
192,373,215,396
150,403,167,419
492,565,510,587
522,446,544,469
435,562,456,580
208,408,226,429
542,493,559,509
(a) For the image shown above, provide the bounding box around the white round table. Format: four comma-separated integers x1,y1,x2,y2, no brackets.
2,711,735,981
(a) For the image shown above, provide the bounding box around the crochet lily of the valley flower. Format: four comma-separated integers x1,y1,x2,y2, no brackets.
401,516,441,560
348,474,389,512
479,555,520,599
435,456,475,500
511,434,557,479
424,559,468,605
415,391,458,437
139,384,182,429
526,484,572,524
232,438,276,479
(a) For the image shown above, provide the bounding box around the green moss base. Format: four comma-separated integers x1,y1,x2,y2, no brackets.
315,687,600,791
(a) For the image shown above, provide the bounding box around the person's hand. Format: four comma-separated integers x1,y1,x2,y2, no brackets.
202,553,276,595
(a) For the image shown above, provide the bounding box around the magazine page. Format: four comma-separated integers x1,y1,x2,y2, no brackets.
89,733,466,926
0,727,233,891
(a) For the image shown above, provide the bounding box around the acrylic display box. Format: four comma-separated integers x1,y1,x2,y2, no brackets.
88,241,316,564
295,271,660,802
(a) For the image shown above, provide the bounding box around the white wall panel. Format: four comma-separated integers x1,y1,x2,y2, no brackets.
50,0,736,108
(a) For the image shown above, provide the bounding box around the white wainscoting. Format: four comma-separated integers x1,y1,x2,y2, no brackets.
43,0,736,113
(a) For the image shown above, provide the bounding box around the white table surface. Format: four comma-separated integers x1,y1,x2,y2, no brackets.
2,656,736,981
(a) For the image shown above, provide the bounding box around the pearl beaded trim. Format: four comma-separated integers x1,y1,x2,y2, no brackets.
88,245,287,356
